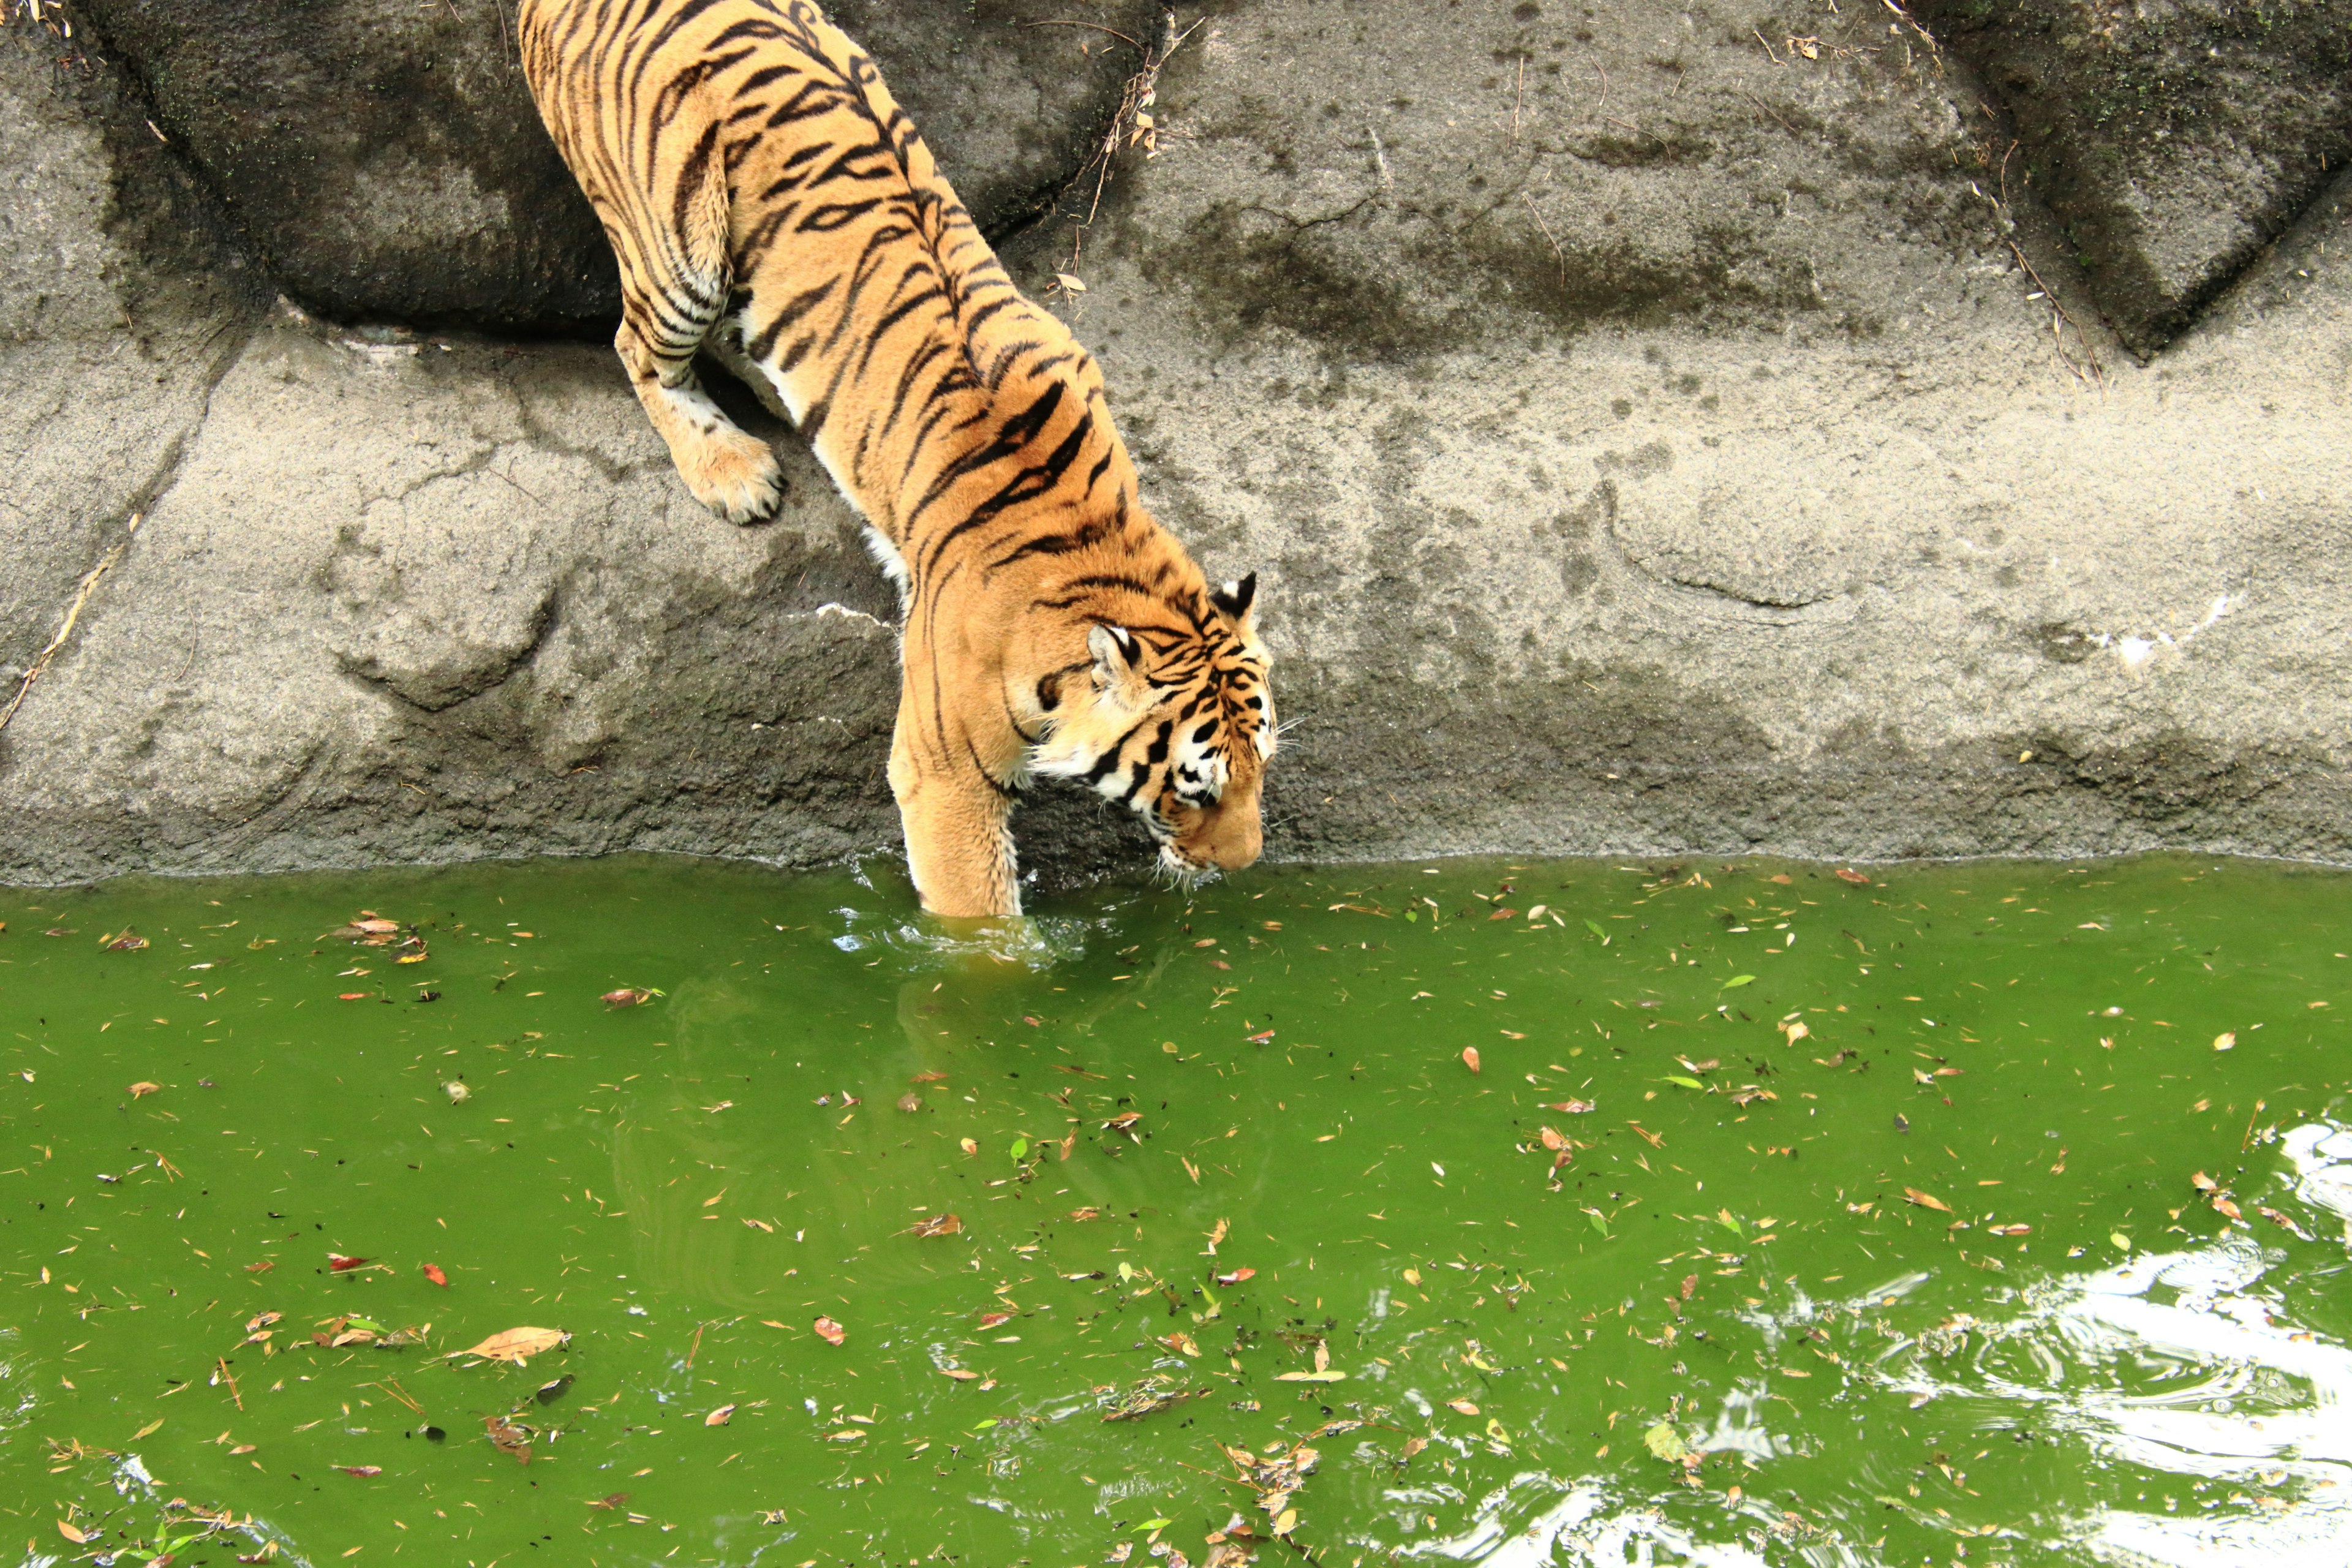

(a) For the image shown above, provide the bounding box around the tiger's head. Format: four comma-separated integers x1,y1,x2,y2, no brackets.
1030,574,1275,884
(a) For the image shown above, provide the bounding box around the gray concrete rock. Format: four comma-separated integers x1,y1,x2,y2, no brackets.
69,0,1158,327
1912,0,2352,355
0,20,258,718
2,0,2349,891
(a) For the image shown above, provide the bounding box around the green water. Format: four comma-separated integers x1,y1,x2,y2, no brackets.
2,854,2348,1568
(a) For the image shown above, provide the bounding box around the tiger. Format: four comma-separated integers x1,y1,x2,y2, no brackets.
516,0,1276,919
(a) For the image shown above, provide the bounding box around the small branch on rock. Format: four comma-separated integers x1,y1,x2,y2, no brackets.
0,513,143,737
1049,10,1204,300
2005,240,2105,390
1521,191,1566,286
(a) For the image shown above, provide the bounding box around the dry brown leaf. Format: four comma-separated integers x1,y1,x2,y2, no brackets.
909,1213,963,1238
1461,1046,1482,1074
127,1081,161,1098
813,1316,846,1346
704,1404,735,1427
1903,1188,1951,1213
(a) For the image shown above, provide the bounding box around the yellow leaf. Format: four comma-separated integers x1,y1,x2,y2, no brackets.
133,1417,164,1439
1055,273,1087,292
1902,1187,1951,1213
58,1521,88,1544
450,1326,569,1365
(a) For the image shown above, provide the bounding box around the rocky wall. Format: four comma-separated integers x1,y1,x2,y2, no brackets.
1,0,2348,890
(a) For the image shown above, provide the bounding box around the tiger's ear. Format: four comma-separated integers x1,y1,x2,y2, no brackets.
1209,572,1257,630
1088,623,1143,696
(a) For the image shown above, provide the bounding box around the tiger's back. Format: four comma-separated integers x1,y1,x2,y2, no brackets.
519,0,1275,918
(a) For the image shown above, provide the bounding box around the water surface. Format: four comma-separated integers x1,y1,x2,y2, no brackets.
2,853,2347,1567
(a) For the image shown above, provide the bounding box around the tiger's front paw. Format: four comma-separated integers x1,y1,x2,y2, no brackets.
680,428,785,524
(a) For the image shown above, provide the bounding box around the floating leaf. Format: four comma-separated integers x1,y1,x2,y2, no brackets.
127,1081,162,1098
705,1404,735,1427
2212,1031,2236,1052
910,1213,963,1238
421,1262,448,1287
1902,1188,1951,1213
1461,1046,1481,1074
1664,1076,1703,1090
58,1521,88,1544
328,1253,370,1272
1542,1099,1595,1114
337,1464,383,1477
1214,1267,1256,1286
1446,1398,1480,1415
601,987,662,1008
1834,868,1871,884
1721,975,1756,989
1273,1369,1345,1382
1643,1423,1691,1461
813,1316,846,1346
451,1326,568,1365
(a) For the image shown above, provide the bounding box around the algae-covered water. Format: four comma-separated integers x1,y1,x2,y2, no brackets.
2,854,2348,1568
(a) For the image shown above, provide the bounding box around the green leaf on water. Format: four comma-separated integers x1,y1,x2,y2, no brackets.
1588,1211,1610,1237
1717,1212,1746,1239
1404,911,1419,923
1137,1518,1174,1532
1585,919,1608,942
2110,1232,2132,1251
1664,1076,1704,1090
973,1418,998,1430
1643,1423,1691,1462
1721,974,1756,989
1009,1137,1029,1161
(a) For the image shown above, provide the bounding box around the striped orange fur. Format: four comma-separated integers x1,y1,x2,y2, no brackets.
519,0,1275,917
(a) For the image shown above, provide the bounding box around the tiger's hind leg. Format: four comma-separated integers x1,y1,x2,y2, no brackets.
612,147,785,525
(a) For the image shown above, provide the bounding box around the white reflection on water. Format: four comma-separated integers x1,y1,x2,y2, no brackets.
1389,1121,2351,1567
1392,1471,1866,1567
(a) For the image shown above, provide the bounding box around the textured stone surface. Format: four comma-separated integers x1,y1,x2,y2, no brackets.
1913,0,2352,355
0,21,258,709
68,0,1157,328
4,0,2350,891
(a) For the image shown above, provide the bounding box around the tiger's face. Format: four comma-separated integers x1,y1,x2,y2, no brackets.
1030,576,1275,883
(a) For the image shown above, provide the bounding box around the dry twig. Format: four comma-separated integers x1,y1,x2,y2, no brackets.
0,513,141,737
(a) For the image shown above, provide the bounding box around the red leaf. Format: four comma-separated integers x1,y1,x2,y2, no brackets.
328,1253,369,1272
1835,868,1872,884
1214,1267,1256,1286
813,1316,846,1346
337,1465,383,1477
337,992,370,1001
421,1262,449,1287
978,1311,1014,1329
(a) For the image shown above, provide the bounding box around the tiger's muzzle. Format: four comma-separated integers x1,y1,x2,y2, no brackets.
1161,772,1264,880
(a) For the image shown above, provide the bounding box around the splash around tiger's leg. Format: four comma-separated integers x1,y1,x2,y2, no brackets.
887,699,1023,921
614,318,784,525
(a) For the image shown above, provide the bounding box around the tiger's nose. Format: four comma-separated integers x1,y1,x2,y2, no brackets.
1177,780,1261,871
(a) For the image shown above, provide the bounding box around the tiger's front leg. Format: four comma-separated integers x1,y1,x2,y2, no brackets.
886,675,1024,920
613,318,785,525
